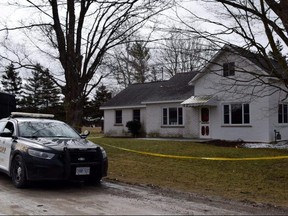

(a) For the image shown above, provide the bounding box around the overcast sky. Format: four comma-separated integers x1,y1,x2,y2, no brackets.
0,0,271,93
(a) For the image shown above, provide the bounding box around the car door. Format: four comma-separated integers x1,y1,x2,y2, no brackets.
0,121,14,171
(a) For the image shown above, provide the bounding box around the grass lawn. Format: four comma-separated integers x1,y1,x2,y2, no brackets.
90,137,288,208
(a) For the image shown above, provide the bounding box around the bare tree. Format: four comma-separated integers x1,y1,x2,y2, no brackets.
106,39,156,87
105,45,134,88
157,29,215,77
174,0,288,96
0,0,173,130
105,40,141,88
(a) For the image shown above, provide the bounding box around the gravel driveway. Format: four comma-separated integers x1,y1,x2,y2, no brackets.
0,173,286,215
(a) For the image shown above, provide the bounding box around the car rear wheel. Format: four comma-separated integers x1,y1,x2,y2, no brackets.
11,155,28,188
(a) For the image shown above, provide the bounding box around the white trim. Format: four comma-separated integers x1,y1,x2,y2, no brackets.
100,105,146,110
278,103,288,124
221,124,252,127
222,103,250,125
182,95,218,107
199,107,210,138
161,106,184,126
142,100,184,105
115,110,122,124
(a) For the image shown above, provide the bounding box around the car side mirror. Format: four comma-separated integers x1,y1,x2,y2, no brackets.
80,130,90,138
0,132,13,137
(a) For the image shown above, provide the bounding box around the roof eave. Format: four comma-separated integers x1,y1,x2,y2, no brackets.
100,105,146,110
142,99,185,105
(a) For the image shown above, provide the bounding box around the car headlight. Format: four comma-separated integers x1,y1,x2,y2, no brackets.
28,149,55,159
100,147,107,158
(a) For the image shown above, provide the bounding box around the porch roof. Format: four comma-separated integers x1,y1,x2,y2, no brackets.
181,95,218,107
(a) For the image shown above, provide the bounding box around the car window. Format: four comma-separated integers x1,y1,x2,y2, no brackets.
18,121,80,138
0,121,7,132
2,122,15,135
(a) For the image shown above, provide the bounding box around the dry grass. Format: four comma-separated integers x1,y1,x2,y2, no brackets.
81,126,103,137
91,137,288,208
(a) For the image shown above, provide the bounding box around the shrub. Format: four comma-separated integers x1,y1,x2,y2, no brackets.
126,120,141,137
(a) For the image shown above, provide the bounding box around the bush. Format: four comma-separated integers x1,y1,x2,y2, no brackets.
126,120,141,137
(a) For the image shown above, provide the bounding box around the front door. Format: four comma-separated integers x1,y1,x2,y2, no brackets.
200,107,210,138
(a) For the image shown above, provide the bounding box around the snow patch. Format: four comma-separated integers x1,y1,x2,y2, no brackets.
242,141,288,149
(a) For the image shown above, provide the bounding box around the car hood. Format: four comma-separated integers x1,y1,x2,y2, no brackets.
20,137,99,151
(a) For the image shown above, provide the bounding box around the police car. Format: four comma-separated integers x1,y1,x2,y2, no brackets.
0,112,108,188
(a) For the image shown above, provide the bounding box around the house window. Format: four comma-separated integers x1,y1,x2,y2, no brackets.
223,104,250,125
133,109,140,122
278,104,288,123
115,110,122,124
223,62,235,77
162,107,183,126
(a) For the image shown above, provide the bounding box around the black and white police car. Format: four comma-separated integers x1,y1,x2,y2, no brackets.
0,112,108,188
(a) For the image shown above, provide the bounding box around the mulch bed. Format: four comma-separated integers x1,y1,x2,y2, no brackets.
206,139,244,148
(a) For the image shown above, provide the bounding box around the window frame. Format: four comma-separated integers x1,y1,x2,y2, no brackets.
278,103,288,124
115,110,122,124
223,103,250,125
223,62,235,77
133,109,141,122
162,107,184,126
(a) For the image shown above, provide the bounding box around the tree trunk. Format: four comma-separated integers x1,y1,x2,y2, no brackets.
65,94,84,133
64,70,84,132
265,0,288,35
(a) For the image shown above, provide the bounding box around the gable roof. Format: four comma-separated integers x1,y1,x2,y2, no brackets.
228,45,283,75
101,72,197,109
191,44,283,83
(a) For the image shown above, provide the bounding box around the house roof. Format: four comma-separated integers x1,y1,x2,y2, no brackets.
192,44,284,83
228,45,283,75
101,72,197,109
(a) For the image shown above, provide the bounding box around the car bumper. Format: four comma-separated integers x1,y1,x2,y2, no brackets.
24,155,108,181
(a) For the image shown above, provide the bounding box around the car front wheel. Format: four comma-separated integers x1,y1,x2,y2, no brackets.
11,155,28,188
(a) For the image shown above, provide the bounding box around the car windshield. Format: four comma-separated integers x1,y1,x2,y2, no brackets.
18,121,81,138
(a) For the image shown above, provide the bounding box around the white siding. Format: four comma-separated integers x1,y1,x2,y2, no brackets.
268,85,288,142
192,51,277,142
103,49,288,142
209,99,271,142
145,103,198,138
183,107,199,138
103,108,146,137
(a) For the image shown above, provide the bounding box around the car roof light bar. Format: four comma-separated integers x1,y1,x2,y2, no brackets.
10,112,55,119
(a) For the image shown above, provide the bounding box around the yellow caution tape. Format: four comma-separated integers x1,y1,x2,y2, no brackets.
102,143,288,161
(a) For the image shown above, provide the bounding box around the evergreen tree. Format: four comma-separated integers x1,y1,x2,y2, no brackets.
22,64,61,113
126,42,150,83
83,85,112,126
1,63,22,104
41,68,61,108
23,67,42,111
92,85,112,118
268,40,287,62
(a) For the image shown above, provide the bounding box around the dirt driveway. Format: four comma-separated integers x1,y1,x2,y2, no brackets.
0,174,286,215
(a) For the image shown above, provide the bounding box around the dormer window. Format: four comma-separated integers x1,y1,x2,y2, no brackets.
223,62,235,77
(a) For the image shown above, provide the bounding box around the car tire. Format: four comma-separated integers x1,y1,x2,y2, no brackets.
11,155,28,188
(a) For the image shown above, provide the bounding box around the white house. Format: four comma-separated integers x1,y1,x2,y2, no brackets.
100,45,288,143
